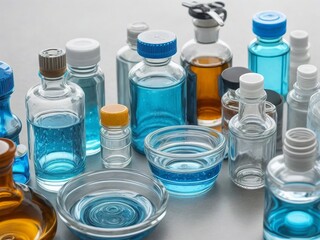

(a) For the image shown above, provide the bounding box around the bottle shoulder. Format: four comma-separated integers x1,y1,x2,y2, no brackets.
248,38,290,56
101,126,131,139
66,67,105,84
117,45,142,63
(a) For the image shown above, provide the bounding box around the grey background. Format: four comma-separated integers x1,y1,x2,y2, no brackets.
1,0,319,239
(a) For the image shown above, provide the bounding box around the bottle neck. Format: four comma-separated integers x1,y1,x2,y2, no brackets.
0,165,15,189
194,25,220,44
237,90,267,121
39,73,70,97
144,57,171,66
293,82,318,97
0,94,12,113
128,42,137,51
68,65,98,75
256,36,282,45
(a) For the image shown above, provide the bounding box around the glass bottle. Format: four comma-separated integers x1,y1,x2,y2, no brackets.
66,38,105,156
117,22,149,109
287,64,318,130
0,61,29,184
130,30,186,154
289,30,311,91
25,48,85,192
264,128,320,239
228,73,277,189
181,2,232,129
248,11,290,97
0,138,57,239
100,104,132,168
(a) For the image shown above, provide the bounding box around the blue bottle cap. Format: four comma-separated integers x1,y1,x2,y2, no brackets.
137,30,177,59
253,11,287,38
0,61,14,97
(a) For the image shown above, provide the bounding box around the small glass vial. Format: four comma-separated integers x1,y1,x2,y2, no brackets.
289,30,311,91
228,73,277,189
248,11,290,97
130,30,186,154
25,49,85,192
116,22,149,109
287,64,318,130
0,61,29,184
181,2,232,128
100,104,131,168
66,38,105,156
264,128,320,239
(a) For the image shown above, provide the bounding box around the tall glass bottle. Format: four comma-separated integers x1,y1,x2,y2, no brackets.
264,128,320,239
181,2,232,129
248,11,290,97
0,61,29,184
117,22,149,109
66,38,105,156
130,30,186,154
228,73,276,189
26,49,85,192
287,64,318,130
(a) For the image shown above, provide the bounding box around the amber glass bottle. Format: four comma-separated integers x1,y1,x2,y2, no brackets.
0,138,57,240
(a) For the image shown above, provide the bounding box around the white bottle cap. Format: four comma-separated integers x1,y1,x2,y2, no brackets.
239,73,265,98
290,30,309,50
15,144,27,157
127,22,149,46
283,128,317,172
296,64,318,90
66,38,100,67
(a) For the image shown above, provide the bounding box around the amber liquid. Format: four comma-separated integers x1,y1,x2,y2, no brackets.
189,56,231,129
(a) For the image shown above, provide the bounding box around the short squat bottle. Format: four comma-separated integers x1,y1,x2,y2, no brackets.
289,30,311,91
228,73,277,189
181,2,232,128
26,49,85,192
0,61,29,184
130,30,186,154
116,22,149,109
100,104,131,168
287,64,318,130
66,38,105,156
264,128,320,239
248,11,290,97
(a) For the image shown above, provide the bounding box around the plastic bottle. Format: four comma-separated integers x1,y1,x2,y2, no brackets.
0,61,29,184
248,11,290,97
25,48,85,192
287,64,318,130
117,22,149,109
181,2,232,128
264,128,320,239
130,30,186,154
100,104,131,168
228,73,277,189
289,30,311,91
66,38,105,156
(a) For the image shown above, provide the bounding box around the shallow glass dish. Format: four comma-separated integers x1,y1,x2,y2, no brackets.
144,125,226,196
56,169,169,240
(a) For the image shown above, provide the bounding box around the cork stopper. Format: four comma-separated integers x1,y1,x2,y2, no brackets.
39,48,66,78
0,138,16,168
100,104,129,127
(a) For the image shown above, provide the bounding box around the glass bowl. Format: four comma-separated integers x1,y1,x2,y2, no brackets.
56,169,169,240
144,125,226,196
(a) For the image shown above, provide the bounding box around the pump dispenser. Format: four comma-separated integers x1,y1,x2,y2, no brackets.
181,2,232,129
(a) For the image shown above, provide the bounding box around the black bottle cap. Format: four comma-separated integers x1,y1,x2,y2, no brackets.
182,1,227,21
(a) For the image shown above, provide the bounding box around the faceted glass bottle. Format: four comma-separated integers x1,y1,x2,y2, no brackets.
130,30,186,154
181,2,232,128
0,138,57,239
25,49,86,192
116,22,149,109
287,64,318,130
248,11,290,97
66,38,105,156
228,73,277,189
264,128,320,239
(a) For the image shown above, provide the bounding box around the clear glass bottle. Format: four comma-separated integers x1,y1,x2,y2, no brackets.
100,104,131,168
228,73,277,189
248,11,290,97
117,22,149,109
25,48,86,192
0,61,29,184
264,128,320,239
0,138,57,239
130,30,186,154
287,64,318,130
289,30,311,91
181,2,232,129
